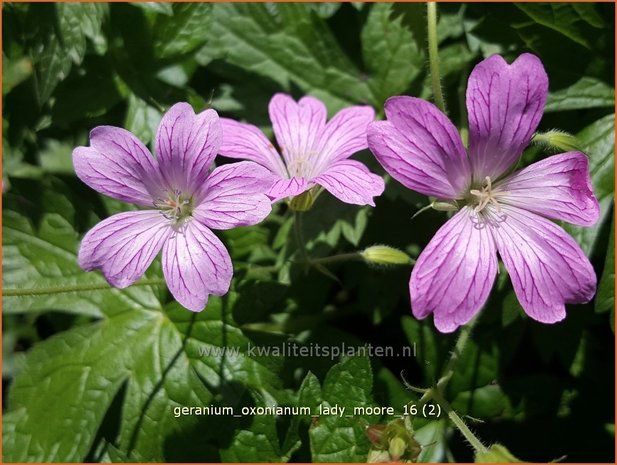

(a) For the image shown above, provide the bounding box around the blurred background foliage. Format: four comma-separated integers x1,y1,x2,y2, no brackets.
2,2,615,463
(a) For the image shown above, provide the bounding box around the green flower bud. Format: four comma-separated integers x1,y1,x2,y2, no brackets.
361,245,413,266
367,449,391,463
388,436,407,461
475,443,523,463
533,130,582,152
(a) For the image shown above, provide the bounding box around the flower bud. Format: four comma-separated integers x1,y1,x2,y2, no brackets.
361,245,413,266
533,130,581,152
388,436,407,461
367,449,391,463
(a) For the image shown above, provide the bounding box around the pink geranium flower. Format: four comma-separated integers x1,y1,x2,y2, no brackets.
73,103,272,311
368,53,599,333
218,93,385,207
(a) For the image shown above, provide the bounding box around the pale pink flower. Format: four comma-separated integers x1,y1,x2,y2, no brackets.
219,93,385,207
73,103,272,311
368,54,599,332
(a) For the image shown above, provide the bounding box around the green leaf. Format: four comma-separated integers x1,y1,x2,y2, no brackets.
515,3,602,48
206,3,372,111
564,114,615,255
222,225,271,261
307,2,341,18
302,194,371,249
2,209,161,318
2,54,33,95
130,2,174,16
124,94,163,146
220,390,290,462
414,420,447,462
32,34,73,106
2,141,43,182
3,183,287,461
545,77,615,112
153,3,212,59
310,355,376,462
57,3,108,64
361,3,422,107
25,3,106,104
119,300,283,461
475,443,523,463
418,42,476,100
595,219,614,316
3,310,154,462
4,264,283,462
571,3,605,28
37,139,76,174
51,61,124,126
401,315,449,384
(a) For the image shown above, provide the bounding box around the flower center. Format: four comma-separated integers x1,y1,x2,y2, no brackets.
468,176,507,214
154,189,193,224
286,151,319,179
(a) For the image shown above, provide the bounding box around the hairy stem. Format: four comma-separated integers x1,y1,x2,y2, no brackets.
3,279,166,297
431,387,488,454
412,316,484,452
427,2,446,113
436,316,477,392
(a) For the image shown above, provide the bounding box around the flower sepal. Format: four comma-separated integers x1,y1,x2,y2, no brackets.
288,186,321,212
366,418,422,463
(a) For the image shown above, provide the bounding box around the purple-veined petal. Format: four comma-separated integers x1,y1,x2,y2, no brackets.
73,126,161,206
267,177,311,202
162,221,232,312
311,105,375,175
410,207,498,333
489,205,596,324
313,159,385,206
497,152,600,227
193,161,273,230
78,210,171,288
268,93,326,166
467,53,548,180
155,103,221,194
219,118,288,177
368,97,470,199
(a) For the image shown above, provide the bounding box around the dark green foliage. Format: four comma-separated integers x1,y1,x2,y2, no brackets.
2,3,614,462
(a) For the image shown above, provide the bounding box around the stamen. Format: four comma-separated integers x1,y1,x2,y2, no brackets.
285,150,319,178
154,190,193,223
469,176,507,214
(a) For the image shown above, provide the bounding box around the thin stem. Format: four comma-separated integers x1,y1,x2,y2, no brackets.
410,316,483,452
308,252,361,267
431,388,488,454
4,279,165,297
435,315,478,392
458,63,470,146
293,211,309,264
426,2,446,113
